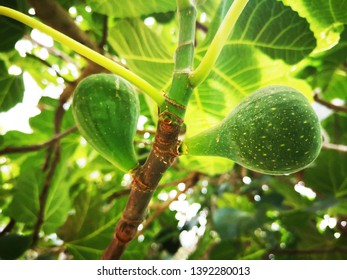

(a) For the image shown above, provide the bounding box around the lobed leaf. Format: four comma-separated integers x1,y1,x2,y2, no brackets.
108,19,174,92
181,0,316,172
282,0,347,51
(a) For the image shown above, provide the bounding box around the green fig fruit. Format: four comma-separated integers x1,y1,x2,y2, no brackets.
183,85,322,175
72,73,139,172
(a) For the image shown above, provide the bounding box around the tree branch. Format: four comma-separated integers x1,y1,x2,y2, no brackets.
314,92,347,113
0,127,77,155
107,172,201,201
26,34,75,64
322,142,347,152
137,172,201,236
25,52,75,83
98,15,108,50
196,21,208,33
102,113,183,259
102,1,198,259
32,143,60,246
27,0,100,51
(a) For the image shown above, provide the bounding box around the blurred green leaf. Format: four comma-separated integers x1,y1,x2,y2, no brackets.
61,185,128,259
121,238,153,260
282,0,347,51
2,0,347,261
323,67,347,101
216,193,254,212
0,0,26,52
296,28,347,91
65,217,117,260
0,130,48,151
188,226,216,260
314,28,347,66
270,179,308,208
6,154,44,224
6,142,77,234
305,150,347,197
42,143,78,233
86,0,176,18
0,64,24,112
108,19,174,92
321,113,347,144
57,187,91,242
213,208,256,240
209,240,243,260
179,155,234,176
28,97,75,136
280,210,334,250
56,0,81,10
0,234,32,259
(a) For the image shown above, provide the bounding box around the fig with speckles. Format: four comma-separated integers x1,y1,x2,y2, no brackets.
72,73,139,172
182,85,322,175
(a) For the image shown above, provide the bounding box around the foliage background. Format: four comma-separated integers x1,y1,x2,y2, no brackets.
1,0,347,260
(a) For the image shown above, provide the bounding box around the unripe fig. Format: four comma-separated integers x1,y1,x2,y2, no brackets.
183,86,322,175
72,74,139,172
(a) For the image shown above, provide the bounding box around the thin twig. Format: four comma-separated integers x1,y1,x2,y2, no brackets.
322,142,347,152
0,126,77,156
25,35,76,64
25,52,75,83
98,15,108,49
32,143,61,246
314,92,347,113
27,0,100,51
196,21,208,33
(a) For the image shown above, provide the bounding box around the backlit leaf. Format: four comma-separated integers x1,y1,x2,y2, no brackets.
282,0,347,51
179,155,234,176
108,19,174,91
86,0,176,18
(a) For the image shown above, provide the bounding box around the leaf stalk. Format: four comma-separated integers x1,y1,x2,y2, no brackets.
0,6,164,105
190,0,249,86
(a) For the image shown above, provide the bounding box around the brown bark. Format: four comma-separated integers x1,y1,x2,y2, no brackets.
0,127,77,155
314,92,347,113
102,111,183,259
25,0,107,245
27,0,99,51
